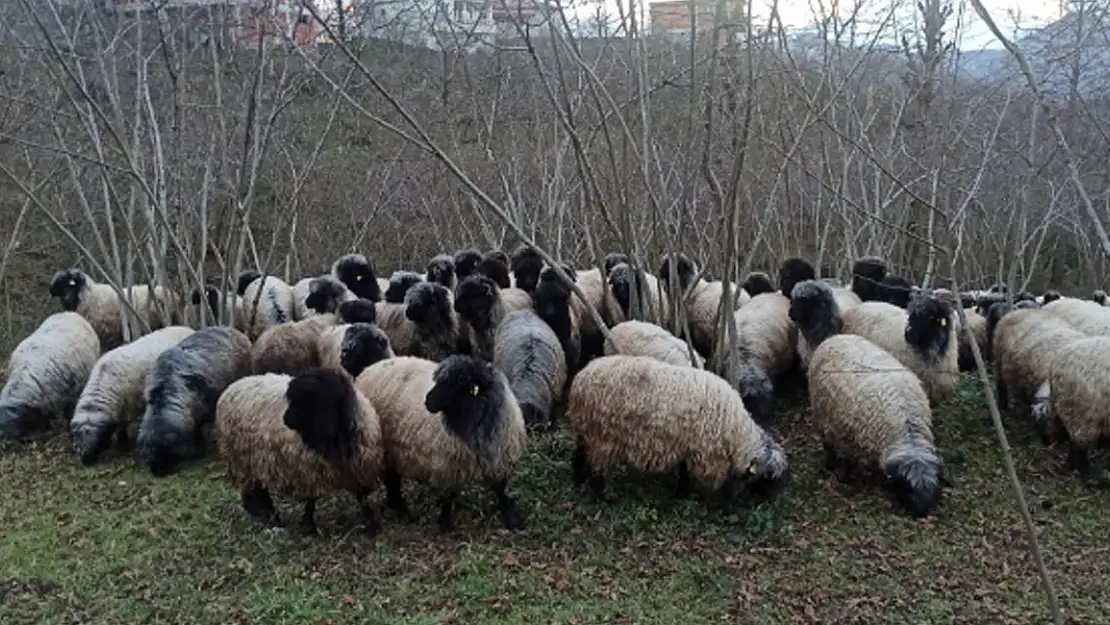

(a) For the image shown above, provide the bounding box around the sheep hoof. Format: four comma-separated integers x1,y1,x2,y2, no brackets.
501,510,525,531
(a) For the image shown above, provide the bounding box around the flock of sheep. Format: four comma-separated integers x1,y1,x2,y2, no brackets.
0,246,1106,536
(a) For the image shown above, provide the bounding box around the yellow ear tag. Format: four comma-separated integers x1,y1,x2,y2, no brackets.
356,275,363,281
471,385,480,396
68,280,76,286
748,460,758,474
940,318,947,327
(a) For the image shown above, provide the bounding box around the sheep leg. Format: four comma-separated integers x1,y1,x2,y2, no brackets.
675,462,693,499
489,480,524,531
436,492,459,533
383,469,415,523
355,491,380,537
571,440,589,486
1068,444,1092,479
241,487,279,526
822,444,840,473
586,474,607,503
299,500,319,536
717,476,741,514
114,425,131,451
996,377,1009,410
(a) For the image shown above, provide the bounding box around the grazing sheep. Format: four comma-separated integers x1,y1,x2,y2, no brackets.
789,280,942,518
567,355,789,509
657,252,749,361
531,264,582,375
137,326,252,476
403,282,458,361
49,269,180,349
383,271,423,304
727,257,815,419
493,309,567,430
0,312,101,442
355,355,527,532
991,306,1085,443
510,245,545,293
216,368,384,535
741,272,775,297
850,257,888,302
603,320,703,368
1045,336,1110,478
331,253,381,302
453,248,483,281
425,254,457,290
70,326,195,465
190,286,246,330
253,300,386,377
454,275,532,361
1043,297,1110,336
236,271,296,341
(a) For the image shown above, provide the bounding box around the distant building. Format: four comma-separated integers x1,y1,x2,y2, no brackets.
649,0,741,42
352,0,497,52
107,0,321,48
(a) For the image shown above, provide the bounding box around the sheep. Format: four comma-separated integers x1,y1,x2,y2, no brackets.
741,272,775,297
531,264,582,375
605,261,667,326
291,277,313,320
1044,336,1110,478
566,354,789,509
383,270,423,304
137,326,252,476
727,257,816,419
453,248,483,281
355,355,527,532
493,309,567,430
1043,297,1110,336
956,307,990,371
190,286,245,330
0,312,101,442
236,270,296,341
990,306,1085,443
331,253,381,302
850,257,888,302
49,269,180,349
1041,290,1062,305
216,368,384,535
478,252,513,289
316,322,396,379
509,245,545,293
1092,290,1108,306
374,281,457,361
878,275,914,308
454,275,533,361
815,294,959,408
603,252,629,276
293,275,356,320
603,320,703,368
568,266,608,366
70,326,195,465
788,280,942,518
424,254,457,290
657,252,750,361
252,300,379,376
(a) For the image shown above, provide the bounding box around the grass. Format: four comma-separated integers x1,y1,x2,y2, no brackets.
1,376,1108,625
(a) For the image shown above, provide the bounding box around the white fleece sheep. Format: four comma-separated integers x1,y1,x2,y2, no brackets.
1042,297,1110,337
657,252,749,362
236,271,296,341
789,280,943,518
216,368,384,535
1044,336,1110,479
355,355,527,532
493,309,567,431
137,326,252,476
603,320,703,368
69,326,195,465
0,312,101,441
566,354,789,510
49,269,181,349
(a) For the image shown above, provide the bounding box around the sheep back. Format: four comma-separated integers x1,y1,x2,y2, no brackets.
604,320,703,368
251,315,335,375
1043,298,1110,337
240,276,296,340
493,309,567,426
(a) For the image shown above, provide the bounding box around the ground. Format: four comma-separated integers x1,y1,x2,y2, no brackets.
0,377,1106,625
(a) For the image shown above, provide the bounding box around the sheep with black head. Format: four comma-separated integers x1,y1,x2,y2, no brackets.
355,355,527,532
789,279,943,518
510,245,545,293
236,270,296,341
1041,290,1062,305
478,252,513,289
741,272,775,297
216,368,384,536
331,253,381,302
531,263,582,375
424,254,457,290
50,269,181,349
383,271,423,304
454,275,533,361
850,257,888,302
657,252,750,362
402,281,458,362
453,249,483,281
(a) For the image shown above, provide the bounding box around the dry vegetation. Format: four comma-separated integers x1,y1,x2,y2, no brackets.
1,0,1109,623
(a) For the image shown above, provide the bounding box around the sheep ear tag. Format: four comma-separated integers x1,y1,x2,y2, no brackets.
748,460,758,474
940,318,947,327
68,280,76,286
356,275,363,281
470,385,480,396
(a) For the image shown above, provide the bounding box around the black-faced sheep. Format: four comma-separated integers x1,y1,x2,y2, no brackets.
509,245,545,293
603,252,629,276
726,257,815,419
850,257,888,302
493,309,567,430
567,354,789,510
453,248,482,281
478,252,513,289
531,264,582,375
1041,290,1062,305
236,270,296,341
355,355,527,532
424,254,457,290
383,270,423,304
70,326,195,465
789,280,942,518
603,320,703,368
657,252,750,361
741,272,775,297
0,312,101,442
605,261,667,325
294,275,356,320
878,275,914,308
49,269,180,349
454,275,533,361
331,253,381,302
316,322,395,379
137,326,252,476
216,368,384,535
402,282,458,361
1044,336,1110,478
252,300,381,376
1092,289,1107,306
190,286,246,330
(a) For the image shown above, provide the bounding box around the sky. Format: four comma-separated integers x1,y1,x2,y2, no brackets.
568,0,1069,50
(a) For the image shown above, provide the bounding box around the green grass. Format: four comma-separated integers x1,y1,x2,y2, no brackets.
1,376,1107,624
